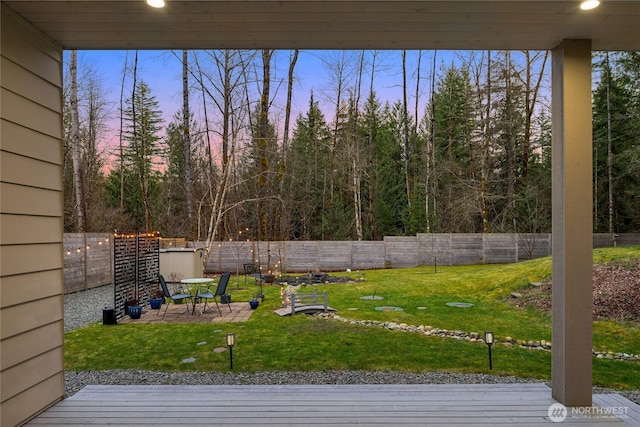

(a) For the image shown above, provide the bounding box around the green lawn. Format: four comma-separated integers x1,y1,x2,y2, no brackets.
65,245,640,390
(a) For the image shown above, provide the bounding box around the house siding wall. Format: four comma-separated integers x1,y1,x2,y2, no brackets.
1,5,65,426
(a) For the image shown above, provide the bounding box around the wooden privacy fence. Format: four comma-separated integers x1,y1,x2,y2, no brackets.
63,233,112,293
200,233,640,273
63,233,640,293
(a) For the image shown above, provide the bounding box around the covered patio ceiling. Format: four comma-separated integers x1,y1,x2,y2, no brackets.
3,0,640,51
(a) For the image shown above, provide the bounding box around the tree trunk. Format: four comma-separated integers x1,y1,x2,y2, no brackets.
278,49,298,239
118,52,128,215
480,51,492,233
352,51,364,240
258,49,273,241
69,50,86,232
504,51,516,231
521,50,549,184
426,51,437,232
367,51,378,238
130,51,152,232
283,50,298,159
402,50,411,213
182,50,194,235
605,52,615,234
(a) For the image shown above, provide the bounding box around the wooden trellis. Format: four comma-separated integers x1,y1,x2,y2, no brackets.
113,232,160,320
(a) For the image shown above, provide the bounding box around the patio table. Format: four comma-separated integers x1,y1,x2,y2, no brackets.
181,278,215,315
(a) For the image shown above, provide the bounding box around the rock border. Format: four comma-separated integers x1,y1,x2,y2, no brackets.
317,313,640,363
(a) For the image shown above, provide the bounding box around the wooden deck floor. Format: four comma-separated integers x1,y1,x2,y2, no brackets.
26,384,640,426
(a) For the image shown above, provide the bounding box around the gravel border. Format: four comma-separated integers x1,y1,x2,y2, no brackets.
64,286,640,405
64,284,114,332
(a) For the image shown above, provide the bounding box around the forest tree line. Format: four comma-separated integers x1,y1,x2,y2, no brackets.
63,50,640,246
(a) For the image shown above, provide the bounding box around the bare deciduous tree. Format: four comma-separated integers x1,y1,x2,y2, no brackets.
69,50,86,231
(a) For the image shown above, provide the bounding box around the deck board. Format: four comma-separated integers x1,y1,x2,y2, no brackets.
26,384,639,426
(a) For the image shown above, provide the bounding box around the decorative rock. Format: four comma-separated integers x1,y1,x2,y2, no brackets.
510,292,523,298
314,312,636,363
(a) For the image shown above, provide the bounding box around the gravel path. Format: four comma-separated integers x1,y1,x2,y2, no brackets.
64,284,114,332
64,286,640,405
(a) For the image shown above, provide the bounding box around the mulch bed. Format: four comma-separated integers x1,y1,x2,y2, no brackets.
512,259,640,324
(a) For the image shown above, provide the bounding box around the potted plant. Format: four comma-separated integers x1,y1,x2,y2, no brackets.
149,286,164,310
128,305,142,319
125,289,142,319
262,273,276,284
249,297,259,310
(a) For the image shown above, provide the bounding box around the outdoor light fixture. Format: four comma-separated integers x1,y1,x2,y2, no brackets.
146,0,166,8
226,333,236,370
580,0,600,10
484,331,494,370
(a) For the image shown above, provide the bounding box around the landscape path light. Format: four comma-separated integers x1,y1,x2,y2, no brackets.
484,331,494,370
226,333,236,370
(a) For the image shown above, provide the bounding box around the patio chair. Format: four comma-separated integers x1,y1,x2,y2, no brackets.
198,272,232,316
157,273,193,318
243,263,262,286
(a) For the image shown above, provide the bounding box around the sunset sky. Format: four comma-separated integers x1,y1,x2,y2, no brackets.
65,49,512,168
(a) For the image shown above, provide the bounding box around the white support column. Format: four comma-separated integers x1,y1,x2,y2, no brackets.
551,39,593,407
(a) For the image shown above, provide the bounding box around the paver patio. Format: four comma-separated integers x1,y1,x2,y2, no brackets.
117,301,255,325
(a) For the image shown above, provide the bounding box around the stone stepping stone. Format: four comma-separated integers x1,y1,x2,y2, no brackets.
375,306,404,312
361,295,384,300
181,357,197,364
197,341,207,346
446,302,474,308
347,307,359,311
417,306,427,310
213,347,227,353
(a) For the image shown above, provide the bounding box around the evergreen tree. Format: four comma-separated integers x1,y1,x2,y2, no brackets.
593,53,640,232
371,103,406,236
430,65,477,232
285,94,333,239
107,80,164,231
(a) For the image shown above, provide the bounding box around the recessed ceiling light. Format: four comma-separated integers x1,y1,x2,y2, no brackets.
580,0,600,10
146,0,166,8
